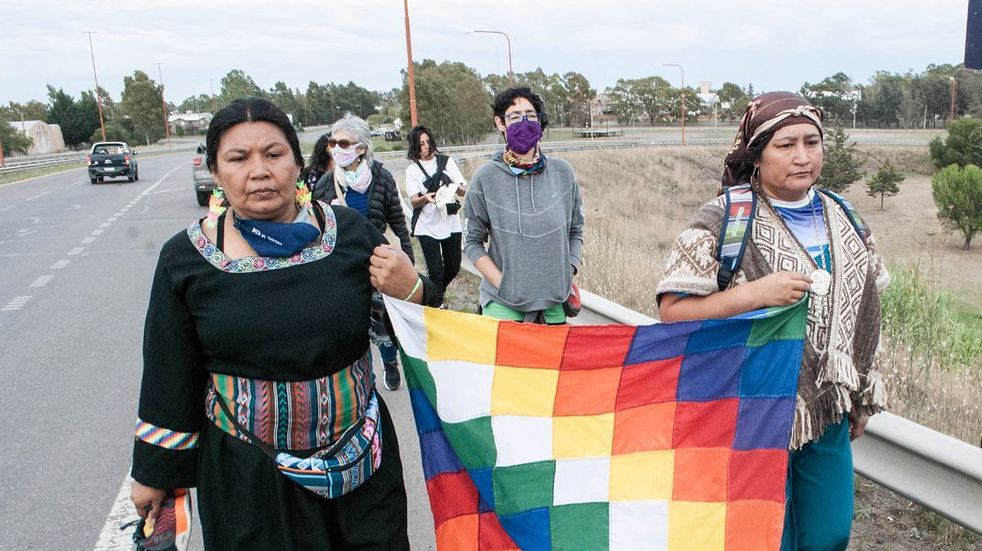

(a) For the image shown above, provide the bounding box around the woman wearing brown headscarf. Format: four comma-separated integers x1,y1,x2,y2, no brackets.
656,91,889,551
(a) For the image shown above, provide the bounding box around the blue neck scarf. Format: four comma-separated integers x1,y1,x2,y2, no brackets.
232,210,320,258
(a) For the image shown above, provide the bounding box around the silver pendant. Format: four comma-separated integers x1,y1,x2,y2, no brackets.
810,269,832,296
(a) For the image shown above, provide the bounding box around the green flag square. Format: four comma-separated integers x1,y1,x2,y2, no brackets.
551,502,610,551
492,460,556,517
442,416,497,470
747,300,808,347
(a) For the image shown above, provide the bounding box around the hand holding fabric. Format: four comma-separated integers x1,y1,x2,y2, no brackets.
131,481,166,521
371,245,423,303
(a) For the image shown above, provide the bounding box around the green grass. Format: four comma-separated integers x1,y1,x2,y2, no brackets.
0,162,85,186
881,263,982,370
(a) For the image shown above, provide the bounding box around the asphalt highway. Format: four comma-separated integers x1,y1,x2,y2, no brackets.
0,154,434,550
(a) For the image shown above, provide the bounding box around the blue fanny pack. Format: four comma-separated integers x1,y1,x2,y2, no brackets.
214,389,382,499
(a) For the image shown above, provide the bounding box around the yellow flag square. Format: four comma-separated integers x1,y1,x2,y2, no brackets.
553,413,615,459
425,307,499,365
491,366,559,417
668,501,726,551
609,450,674,501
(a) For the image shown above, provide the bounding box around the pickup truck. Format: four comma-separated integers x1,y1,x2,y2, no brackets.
87,142,139,183
192,143,215,206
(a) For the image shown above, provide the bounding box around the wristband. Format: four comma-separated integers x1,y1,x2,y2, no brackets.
404,276,423,301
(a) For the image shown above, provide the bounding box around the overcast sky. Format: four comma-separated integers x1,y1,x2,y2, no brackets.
0,0,971,107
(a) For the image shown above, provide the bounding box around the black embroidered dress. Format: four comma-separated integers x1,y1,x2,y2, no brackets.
132,205,422,550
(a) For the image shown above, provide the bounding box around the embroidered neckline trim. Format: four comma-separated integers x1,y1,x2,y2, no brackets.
186,202,338,273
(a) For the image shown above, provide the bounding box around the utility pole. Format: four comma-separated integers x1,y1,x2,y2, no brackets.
658,63,686,146
403,0,419,127
158,63,172,148
85,31,107,142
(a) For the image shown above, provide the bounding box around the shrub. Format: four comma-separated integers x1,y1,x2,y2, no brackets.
931,163,982,249
928,118,982,169
820,125,864,192
866,160,905,210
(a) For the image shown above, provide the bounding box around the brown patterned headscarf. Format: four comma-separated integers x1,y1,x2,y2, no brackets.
721,91,824,189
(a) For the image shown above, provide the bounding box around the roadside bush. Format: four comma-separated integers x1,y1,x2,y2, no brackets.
820,125,864,192
866,160,904,210
931,163,982,249
928,118,982,169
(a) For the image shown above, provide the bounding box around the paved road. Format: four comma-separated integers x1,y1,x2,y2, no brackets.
0,155,434,550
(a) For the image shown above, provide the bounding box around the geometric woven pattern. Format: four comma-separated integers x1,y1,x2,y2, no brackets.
134,419,199,450
385,297,808,551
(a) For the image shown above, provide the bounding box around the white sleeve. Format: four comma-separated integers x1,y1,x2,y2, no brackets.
405,164,426,196
445,157,467,186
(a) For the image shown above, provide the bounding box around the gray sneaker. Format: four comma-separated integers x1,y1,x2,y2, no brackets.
383,361,401,391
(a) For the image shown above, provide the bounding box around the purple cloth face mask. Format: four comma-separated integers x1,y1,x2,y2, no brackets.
504,119,542,154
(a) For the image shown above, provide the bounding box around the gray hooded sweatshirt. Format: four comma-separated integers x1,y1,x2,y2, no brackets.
463,152,584,312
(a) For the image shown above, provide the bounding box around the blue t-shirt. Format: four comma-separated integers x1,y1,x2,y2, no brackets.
771,190,831,271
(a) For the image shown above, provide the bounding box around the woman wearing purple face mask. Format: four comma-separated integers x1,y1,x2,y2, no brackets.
463,87,585,324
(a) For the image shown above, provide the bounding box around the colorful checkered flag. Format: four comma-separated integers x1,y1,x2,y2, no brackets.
385,296,808,551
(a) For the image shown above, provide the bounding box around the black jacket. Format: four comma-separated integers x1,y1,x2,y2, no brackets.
313,160,414,264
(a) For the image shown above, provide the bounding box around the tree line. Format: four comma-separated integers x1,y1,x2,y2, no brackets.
3,61,982,154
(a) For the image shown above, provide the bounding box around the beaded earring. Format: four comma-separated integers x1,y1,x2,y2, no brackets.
205,188,227,229
296,180,312,217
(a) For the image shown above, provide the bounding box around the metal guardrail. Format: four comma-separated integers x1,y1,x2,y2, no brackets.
456,259,981,533
0,155,86,174
377,134,937,164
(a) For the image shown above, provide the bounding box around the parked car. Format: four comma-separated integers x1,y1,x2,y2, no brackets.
192,143,215,206
87,142,139,183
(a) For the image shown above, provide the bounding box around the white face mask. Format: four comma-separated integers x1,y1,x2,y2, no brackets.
332,146,360,168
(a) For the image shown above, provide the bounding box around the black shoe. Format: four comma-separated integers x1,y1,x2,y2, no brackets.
383,361,401,391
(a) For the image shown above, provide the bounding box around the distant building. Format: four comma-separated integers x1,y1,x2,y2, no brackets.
168,112,212,134
8,120,66,155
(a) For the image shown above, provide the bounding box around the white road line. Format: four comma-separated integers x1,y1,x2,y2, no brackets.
30,275,53,287
94,163,193,550
81,237,96,244
2,296,31,311
99,222,111,228
0,205,13,213
91,229,104,236
67,247,85,256
107,217,118,222
93,474,140,551
25,190,51,201
50,259,70,269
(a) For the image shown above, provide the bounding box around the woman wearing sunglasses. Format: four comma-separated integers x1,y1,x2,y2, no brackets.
463,86,585,324
313,113,413,391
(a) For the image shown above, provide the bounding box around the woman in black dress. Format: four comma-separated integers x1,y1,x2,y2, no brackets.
129,97,436,550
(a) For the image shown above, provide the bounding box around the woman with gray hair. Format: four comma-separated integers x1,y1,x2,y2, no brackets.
314,113,413,392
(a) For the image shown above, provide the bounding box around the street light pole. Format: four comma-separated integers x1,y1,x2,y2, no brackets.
466,30,514,84
658,63,685,146
85,31,107,142
950,76,958,124
403,0,419,127
157,62,172,148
